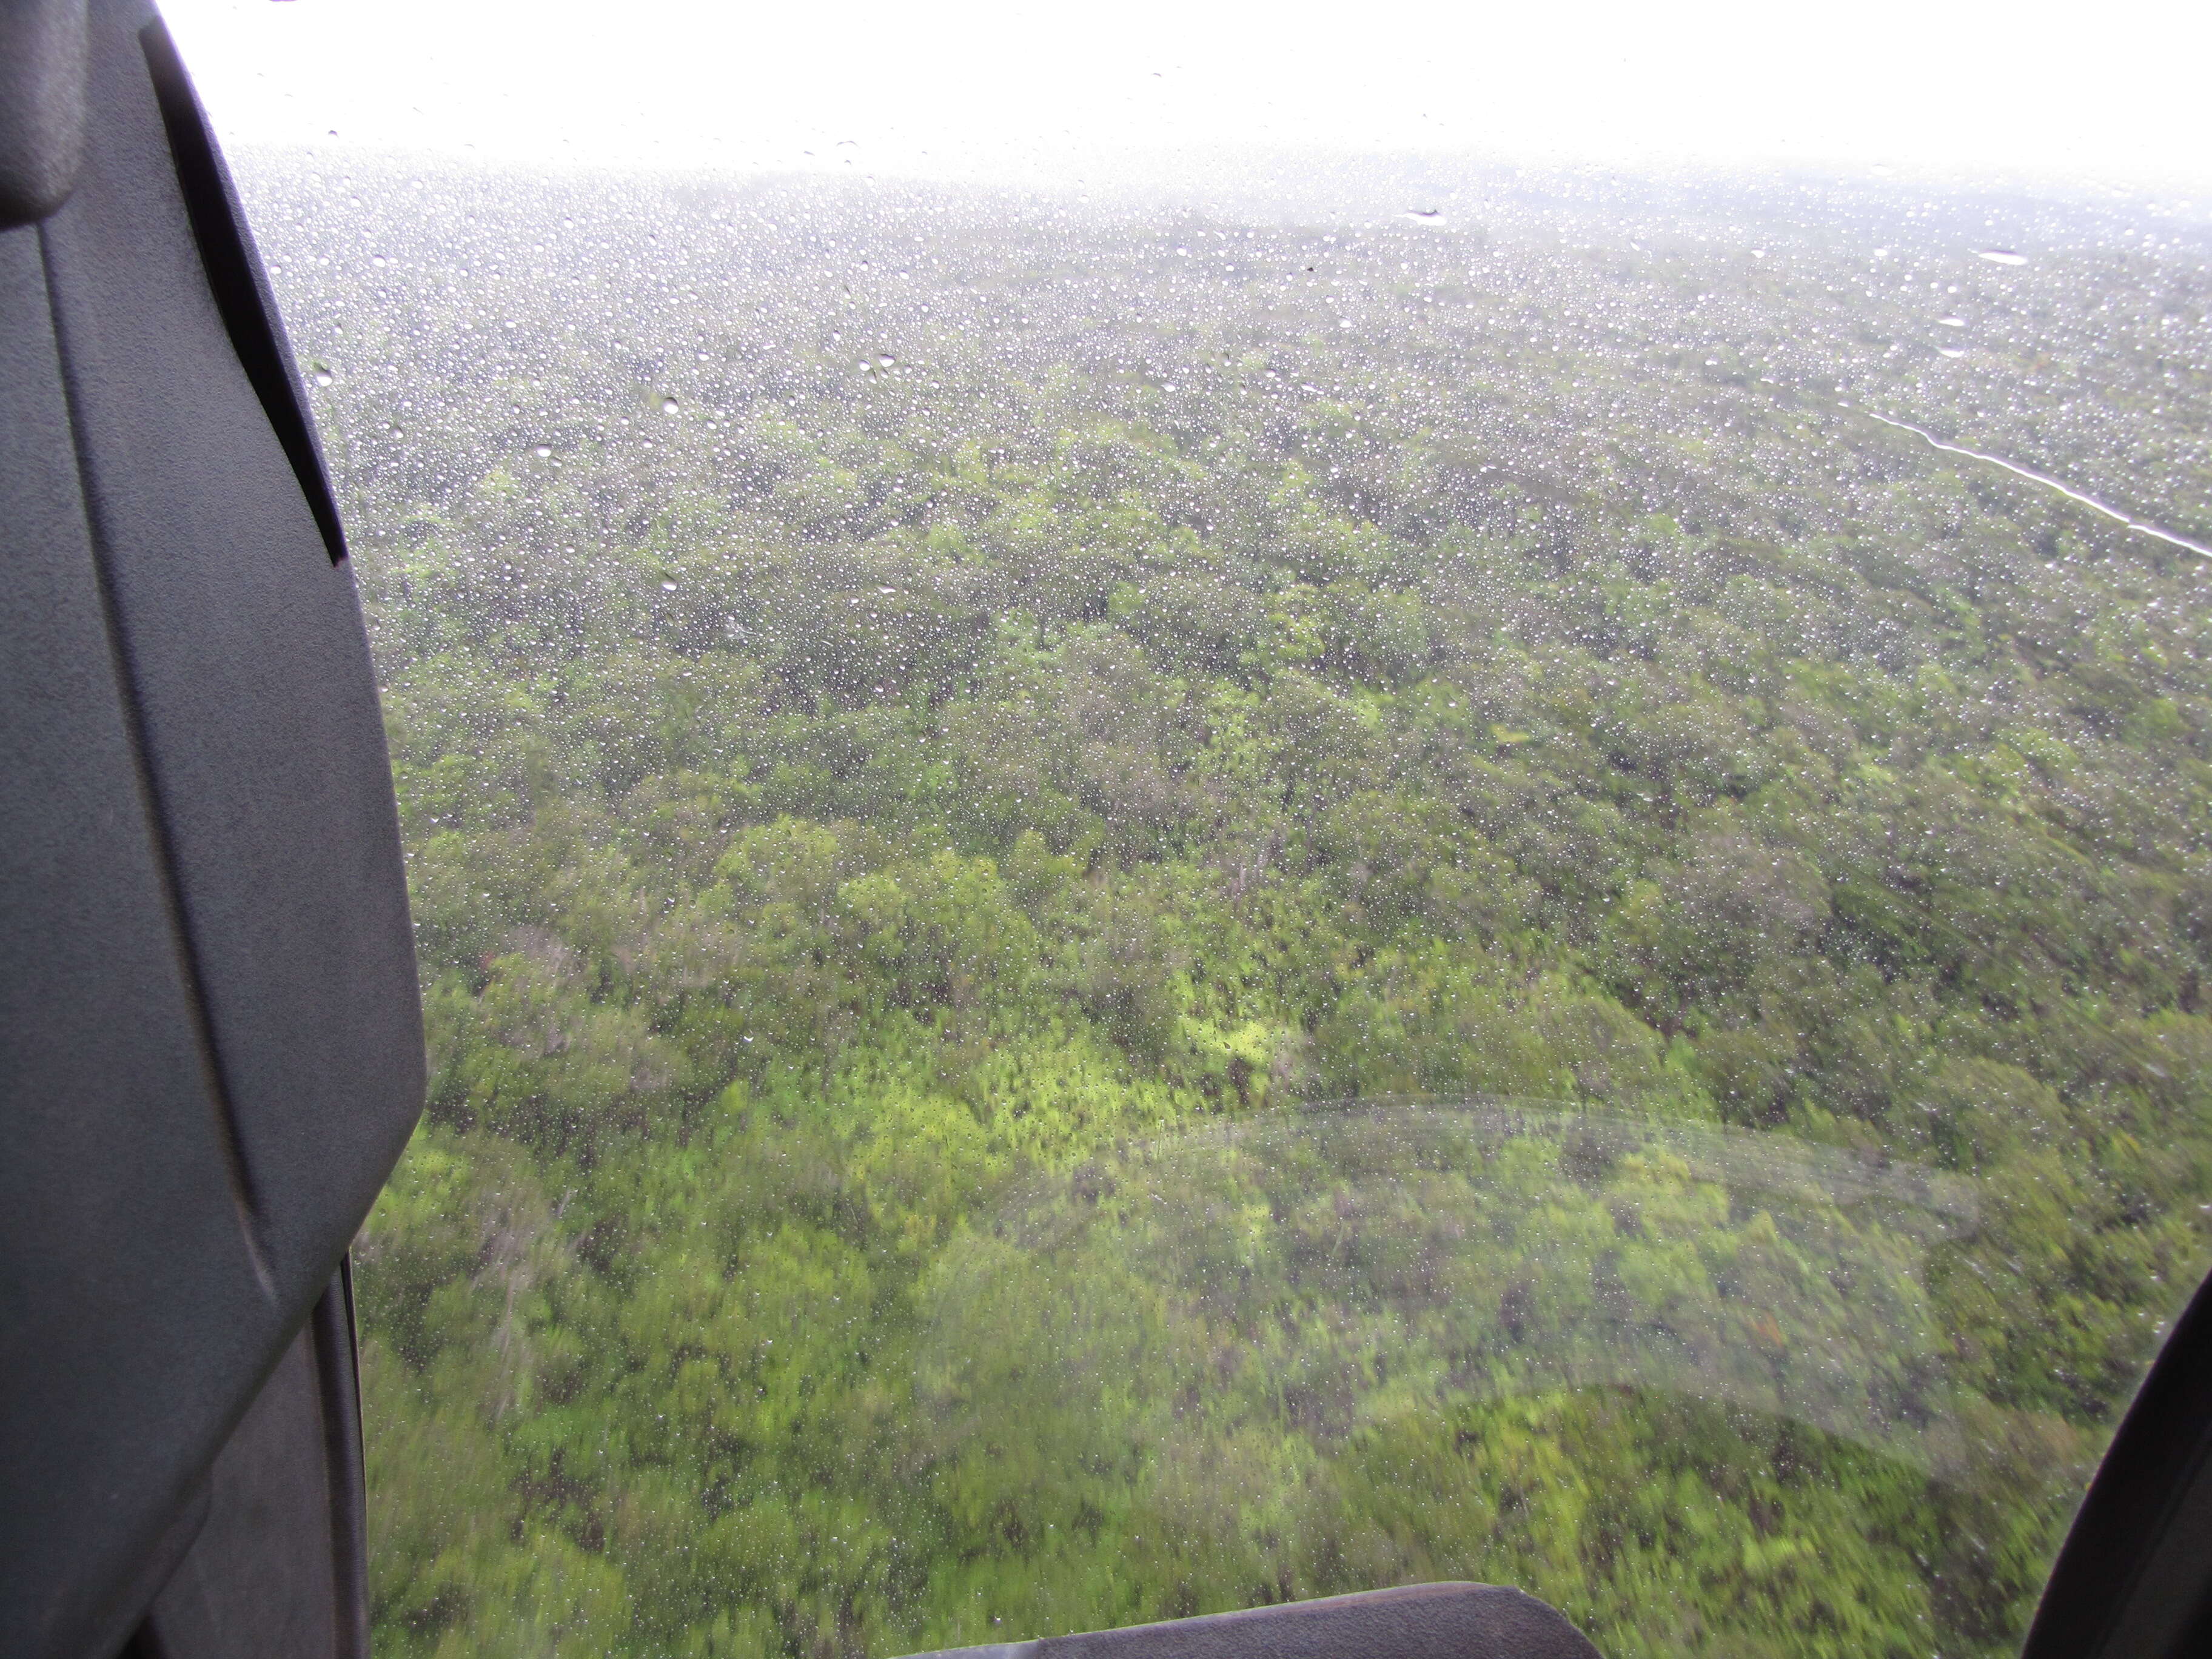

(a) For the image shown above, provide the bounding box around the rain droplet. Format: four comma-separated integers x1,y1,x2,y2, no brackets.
535,445,553,457
313,369,333,386
1939,347,1966,358
878,355,895,367
660,397,680,415
662,580,678,591
1978,249,2028,266
1937,317,1966,328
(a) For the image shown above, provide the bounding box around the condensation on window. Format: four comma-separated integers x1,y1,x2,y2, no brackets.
173,1,2212,1653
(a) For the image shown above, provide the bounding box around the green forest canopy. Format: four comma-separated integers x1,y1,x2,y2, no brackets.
247,158,2212,1658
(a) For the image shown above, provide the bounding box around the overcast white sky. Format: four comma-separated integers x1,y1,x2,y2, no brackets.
161,0,2212,193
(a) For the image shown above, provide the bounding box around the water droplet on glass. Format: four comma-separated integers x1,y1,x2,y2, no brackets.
662,580,678,591
661,397,679,415
313,370,333,386
1937,317,1966,327
1978,249,2028,266
535,445,553,457
878,355,895,367
1939,347,1966,358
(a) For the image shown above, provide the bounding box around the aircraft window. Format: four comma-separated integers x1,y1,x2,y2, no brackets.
167,1,2212,1652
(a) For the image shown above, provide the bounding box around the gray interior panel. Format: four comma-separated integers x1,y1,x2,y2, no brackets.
0,3,422,1654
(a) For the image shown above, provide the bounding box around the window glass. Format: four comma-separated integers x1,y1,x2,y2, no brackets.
171,2,2212,1654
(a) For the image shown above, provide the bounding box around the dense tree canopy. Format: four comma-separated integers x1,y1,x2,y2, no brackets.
244,155,2212,1657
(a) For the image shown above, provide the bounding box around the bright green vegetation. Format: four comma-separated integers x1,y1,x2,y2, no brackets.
249,160,2212,1657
